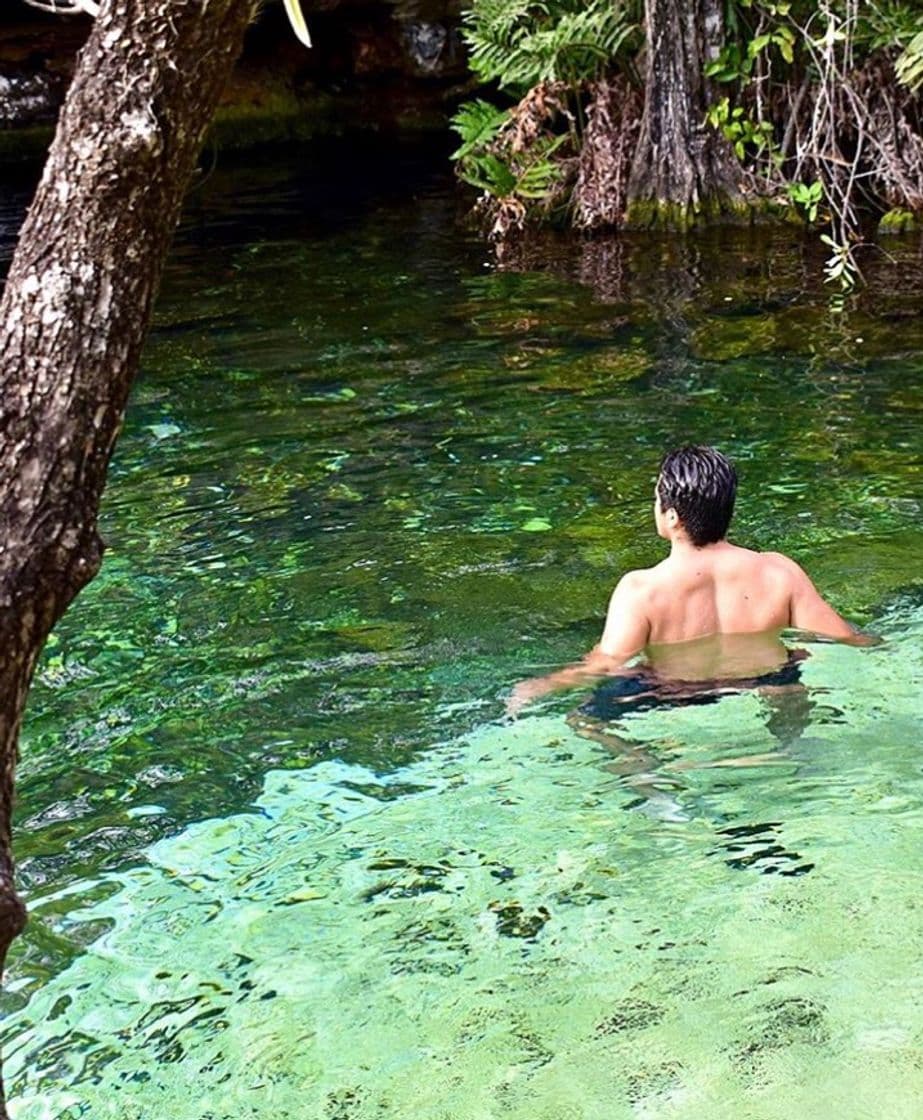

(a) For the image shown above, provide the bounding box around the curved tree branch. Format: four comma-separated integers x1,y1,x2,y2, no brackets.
21,0,99,15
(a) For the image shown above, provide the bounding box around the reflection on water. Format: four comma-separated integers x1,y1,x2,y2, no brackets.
2,141,922,1116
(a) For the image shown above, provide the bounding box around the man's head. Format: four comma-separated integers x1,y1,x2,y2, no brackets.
655,446,737,548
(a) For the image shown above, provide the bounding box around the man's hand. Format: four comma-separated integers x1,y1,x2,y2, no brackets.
506,648,637,718
506,678,554,718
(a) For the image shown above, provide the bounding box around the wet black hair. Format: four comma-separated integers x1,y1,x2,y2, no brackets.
657,446,737,548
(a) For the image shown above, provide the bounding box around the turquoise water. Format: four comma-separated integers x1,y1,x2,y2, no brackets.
2,141,922,1117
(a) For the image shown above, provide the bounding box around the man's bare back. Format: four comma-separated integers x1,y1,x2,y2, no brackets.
508,446,865,714
599,540,855,668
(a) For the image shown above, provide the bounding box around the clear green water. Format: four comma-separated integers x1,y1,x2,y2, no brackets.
2,140,922,1118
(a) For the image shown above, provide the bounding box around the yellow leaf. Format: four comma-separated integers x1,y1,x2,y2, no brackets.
283,0,312,48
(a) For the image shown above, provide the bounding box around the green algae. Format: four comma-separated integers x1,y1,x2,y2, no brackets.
0,87,449,166
877,208,920,235
623,193,764,231
3,149,923,1118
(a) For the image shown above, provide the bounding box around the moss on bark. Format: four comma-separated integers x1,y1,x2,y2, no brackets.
623,193,765,231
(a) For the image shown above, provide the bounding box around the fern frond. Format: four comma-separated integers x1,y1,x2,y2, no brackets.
463,0,641,91
896,30,923,90
450,100,510,160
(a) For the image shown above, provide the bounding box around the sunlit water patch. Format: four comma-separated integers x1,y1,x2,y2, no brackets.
5,604,923,1118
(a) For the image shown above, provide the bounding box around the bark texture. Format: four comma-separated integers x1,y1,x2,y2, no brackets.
626,0,748,228
0,1,255,1104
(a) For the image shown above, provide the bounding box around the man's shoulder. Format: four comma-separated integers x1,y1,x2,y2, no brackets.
730,548,816,601
755,549,808,579
611,564,662,597
727,544,804,577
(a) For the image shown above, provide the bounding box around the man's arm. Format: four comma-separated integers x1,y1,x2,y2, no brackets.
779,555,876,644
507,573,649,715
599,571,651,657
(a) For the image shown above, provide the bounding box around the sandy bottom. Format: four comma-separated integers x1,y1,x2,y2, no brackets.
6,605,923,1119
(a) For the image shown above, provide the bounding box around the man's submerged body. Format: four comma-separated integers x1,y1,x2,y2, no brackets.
509,447,871,715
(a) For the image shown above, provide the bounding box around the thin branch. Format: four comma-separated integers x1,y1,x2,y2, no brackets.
21,0,99,14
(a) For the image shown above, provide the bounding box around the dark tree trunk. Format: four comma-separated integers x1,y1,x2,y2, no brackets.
0,1,255,1107
626,0,748,228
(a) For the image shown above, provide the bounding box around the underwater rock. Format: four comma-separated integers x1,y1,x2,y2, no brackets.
0,0,467,159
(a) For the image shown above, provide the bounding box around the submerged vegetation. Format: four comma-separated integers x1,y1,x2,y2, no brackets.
7,157,923,1114
452,0,923,285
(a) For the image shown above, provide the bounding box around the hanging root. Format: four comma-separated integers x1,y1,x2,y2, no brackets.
737,10,923,279
856,61,923,214
572,75,643,230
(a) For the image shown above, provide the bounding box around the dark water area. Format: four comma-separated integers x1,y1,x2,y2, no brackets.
2,138,922,1117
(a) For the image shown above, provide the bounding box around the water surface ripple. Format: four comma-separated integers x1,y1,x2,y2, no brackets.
4,141,923,1118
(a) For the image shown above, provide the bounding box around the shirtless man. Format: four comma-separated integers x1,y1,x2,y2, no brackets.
509,445,867,714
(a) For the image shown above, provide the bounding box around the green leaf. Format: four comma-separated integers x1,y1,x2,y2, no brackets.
749,33,772,57
450,100,510,160
896,31,923,90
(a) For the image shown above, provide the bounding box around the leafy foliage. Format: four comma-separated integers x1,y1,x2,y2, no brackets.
706,21,795,81
450,99,510,162
896,30,923,89
454,0,923,284
787,179,824,222
705,97,778,162
453,1,642,236
462,0,642,92
451,83,575,238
